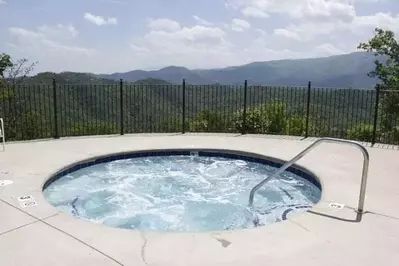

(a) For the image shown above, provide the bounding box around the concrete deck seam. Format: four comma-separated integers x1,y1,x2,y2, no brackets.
0,220,40,237
366,211,399,221
39,219,125,266
0,198,43,221
0,199,60,237
345,204,399,221
0,199,124,265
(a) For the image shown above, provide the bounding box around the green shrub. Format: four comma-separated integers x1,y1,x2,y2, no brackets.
160,116,181,132
347,124,374,142
233,102,288,134
189,110,226,132
70,122,116,136
14,111,51,140
379,126,399,144
286,115,306,136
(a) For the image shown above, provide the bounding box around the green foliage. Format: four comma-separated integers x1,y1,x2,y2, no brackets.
233,102,289,134
286,115,306,136
358,28,399,88
18,112,44,140
347,124,374,142
0,87,14,100
189,110,226,132
27,72,116,85
160,116,181,133
379,125,399,143
358,28,399,143
0,53,13,79
70,122,116,136
379,91,399,132
133,78,171,85
3,111,51,140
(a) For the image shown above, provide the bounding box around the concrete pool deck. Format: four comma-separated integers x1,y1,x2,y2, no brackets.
0,134,398,266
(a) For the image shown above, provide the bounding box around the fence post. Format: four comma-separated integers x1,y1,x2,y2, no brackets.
242,80,248,134
305,81,312,138
182,79,186,134
52,78,59,139
120,79,124,135
372,84,381,145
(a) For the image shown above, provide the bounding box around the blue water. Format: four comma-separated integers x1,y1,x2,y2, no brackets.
44,155,321,232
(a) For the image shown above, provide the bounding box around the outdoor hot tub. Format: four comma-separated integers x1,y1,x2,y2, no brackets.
43,149,322,232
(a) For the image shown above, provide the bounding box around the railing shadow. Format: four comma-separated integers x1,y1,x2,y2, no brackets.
307,210,367,223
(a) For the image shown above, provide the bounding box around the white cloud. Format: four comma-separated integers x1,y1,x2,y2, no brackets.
0,0,6,4
41,39,93,54
241,7,269,18
193,15,214,26
38,24,78,40
231,18,251,32
352,12,399,35
131,44,149,54
8,26,93,55
316,43,345,55
226,0,356,22
128,19,234,68
272,11,399,43
143,25,229,51
273,28,301,40
273,21,342,41
84,12,117,26
147,18,181,32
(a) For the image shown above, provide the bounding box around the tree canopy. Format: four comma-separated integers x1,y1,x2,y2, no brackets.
358,28,399,89
0,53,37,88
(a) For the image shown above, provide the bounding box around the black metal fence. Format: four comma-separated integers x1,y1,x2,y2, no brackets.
0,80,398,145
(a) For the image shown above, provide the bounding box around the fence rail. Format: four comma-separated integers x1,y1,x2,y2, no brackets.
0,80,398,145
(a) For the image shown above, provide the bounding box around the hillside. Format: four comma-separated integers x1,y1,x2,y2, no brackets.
100,66,210,85
23,51,381,88
99,52,380,88
133,78,172,85
23,73,172,86
195,52,380,87
25,72,117,84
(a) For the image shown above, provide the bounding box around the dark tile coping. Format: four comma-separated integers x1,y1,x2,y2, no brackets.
43,149,322,191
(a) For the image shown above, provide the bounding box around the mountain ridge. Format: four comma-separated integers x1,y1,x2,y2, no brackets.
23,51,381,88
98,51,380,88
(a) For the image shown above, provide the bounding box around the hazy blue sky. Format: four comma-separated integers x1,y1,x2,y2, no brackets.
1,0,398,73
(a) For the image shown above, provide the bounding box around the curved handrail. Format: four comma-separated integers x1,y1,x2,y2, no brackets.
0,118,4,152
248,138,370,214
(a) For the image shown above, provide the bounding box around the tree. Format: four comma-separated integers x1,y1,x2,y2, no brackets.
357,28,399,89
0,53,13,80
358,28,399,139
0,53,37,88
0,53,38,139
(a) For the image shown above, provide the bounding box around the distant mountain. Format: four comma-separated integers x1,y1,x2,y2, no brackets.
133,78,172,85
24,73,172,86
99,52,381,88
100,66,210,85
25,51,381,88
194,52,380,87
25,72,117,85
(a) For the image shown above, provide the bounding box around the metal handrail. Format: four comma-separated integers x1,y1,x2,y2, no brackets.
0,118,4,152
248,138,370,214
